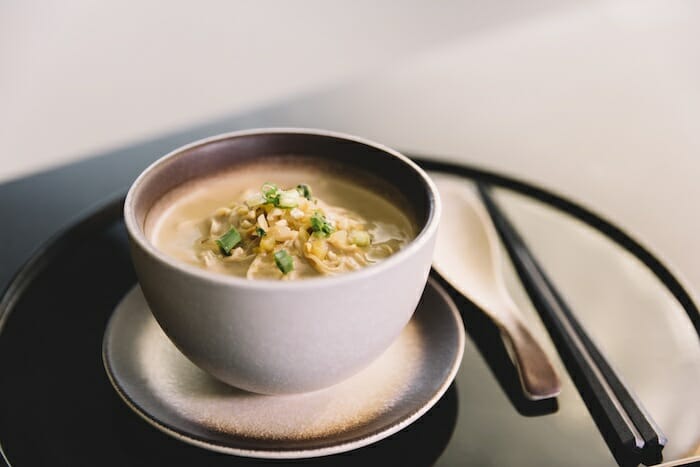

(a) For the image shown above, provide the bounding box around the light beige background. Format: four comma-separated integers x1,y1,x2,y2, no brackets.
0,0,572,181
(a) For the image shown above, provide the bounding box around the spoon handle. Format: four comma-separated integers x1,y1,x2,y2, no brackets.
498,312,562,400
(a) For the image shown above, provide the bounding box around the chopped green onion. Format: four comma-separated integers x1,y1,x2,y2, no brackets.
262,182,280,205
349,230,371,246
256,227,266,237
261,182,277,195
274,249,294,274
296,184,312,200
216,227,241,255
277,189,300,208
246,192,267,208
310,211,334,236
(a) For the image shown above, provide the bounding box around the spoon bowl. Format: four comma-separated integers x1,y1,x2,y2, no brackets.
431,173,561,400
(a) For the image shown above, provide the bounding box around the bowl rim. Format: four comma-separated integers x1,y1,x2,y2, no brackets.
124,127,441,291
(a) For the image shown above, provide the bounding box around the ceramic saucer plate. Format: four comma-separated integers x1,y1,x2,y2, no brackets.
102,278,465,459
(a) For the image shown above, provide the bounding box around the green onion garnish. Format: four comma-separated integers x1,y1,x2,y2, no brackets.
262,182,280,206
245,192,267,208
277,189,300,208
274,250,294,274
256,227,266,237
310,211,334,236
296,184,312,200
262,182,277,195
216,227,241,255
349,230,371,246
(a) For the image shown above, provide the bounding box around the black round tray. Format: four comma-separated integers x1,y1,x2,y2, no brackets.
0,159,697,467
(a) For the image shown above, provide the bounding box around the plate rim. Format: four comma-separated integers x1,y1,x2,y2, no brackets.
101,277,466,460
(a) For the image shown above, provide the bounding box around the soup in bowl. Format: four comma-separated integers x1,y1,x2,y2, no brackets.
124,128,441,394
148,160,416,280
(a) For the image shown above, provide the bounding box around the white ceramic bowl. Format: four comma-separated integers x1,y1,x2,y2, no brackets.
124,128,441,394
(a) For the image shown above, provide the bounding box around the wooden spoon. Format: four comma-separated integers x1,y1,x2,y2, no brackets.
431,174,561,400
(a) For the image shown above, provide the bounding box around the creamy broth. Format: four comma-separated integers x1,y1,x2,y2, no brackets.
146,160,417,280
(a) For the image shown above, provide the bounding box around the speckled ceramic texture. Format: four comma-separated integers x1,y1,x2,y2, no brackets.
102,278,464,459
123,128,441,394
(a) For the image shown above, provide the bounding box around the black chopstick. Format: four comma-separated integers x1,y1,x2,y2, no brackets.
475,182,666,465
